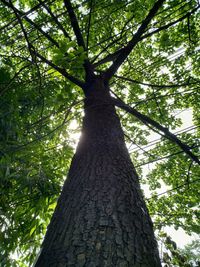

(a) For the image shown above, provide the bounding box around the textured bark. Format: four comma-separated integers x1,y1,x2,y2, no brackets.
35,77,161,267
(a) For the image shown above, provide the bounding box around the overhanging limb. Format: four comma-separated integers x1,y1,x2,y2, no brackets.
113,97,200,165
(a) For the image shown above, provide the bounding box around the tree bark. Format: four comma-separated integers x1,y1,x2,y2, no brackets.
34,77,161,267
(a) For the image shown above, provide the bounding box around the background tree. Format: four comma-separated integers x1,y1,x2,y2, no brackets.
0,0,199,266
159,233,200,267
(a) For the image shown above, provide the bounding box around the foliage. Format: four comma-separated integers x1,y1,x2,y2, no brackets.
159,232,200,267
0,0,199,266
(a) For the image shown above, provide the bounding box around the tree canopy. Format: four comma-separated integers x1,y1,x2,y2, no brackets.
0,0,199,266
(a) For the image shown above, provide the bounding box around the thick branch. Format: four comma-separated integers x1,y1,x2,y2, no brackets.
64,0,93,79
113,97,200,165
93,5,199,69
35,51,85,87
92,13,136,67
93,49,122,68
141,5,200,41
104,0,165,81
64,0,85,49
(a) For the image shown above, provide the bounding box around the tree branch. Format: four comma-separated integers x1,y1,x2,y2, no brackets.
146,176,200,201
92,13,136,67
9,1,36,63
1,0,59,47
86,0,93,50
93,4,199,69
124,133,154,158
64,0,93,79
0,0,52,31
114,74,197,89
2,2,84,88
135,145,199,168
35,51,85,87
141,5,200,41
93,49,122,68
64,0,85,49
9,0,44,118
113,97,200,165
0,64,31,96
3,100,79,153
38,0,71,40
104,0,165,81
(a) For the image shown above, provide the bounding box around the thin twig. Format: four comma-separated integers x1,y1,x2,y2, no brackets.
0,64,31,96
114,74,196,89
146,177,200,201
1,0,59,47
38,0,71,40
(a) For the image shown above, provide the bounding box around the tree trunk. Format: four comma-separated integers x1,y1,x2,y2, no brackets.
34,77,161,267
